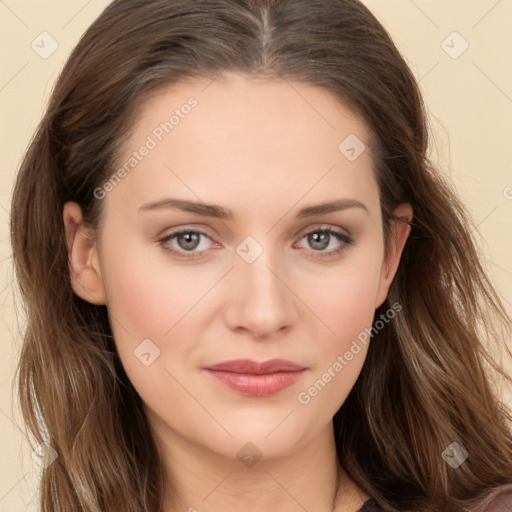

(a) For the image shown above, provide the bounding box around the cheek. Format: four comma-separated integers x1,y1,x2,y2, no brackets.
293,271,382,419
296,246,384,391
98,232,232,409
100,233,211,337
301,247,384,343
99,249,208,415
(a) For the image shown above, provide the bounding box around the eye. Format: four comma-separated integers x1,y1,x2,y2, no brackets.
157,225,353,260
294,226,354,259
158,228,218,260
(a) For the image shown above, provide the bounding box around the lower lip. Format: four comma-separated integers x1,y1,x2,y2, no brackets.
205,369,306,396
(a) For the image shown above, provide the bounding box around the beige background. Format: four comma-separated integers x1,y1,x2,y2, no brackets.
1,1,511,510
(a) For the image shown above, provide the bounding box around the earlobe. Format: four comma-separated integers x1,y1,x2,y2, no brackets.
63,202,107,305
374,203,413,309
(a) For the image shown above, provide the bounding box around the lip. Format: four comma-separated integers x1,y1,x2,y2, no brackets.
205,358,306,374
204,358,307,397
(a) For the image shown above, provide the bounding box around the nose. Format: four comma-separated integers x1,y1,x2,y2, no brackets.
223,245,299,340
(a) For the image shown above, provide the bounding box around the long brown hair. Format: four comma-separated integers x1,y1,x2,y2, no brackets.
10,0,512,510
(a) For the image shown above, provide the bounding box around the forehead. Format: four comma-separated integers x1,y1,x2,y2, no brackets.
107,72,378,218
132,71,369,153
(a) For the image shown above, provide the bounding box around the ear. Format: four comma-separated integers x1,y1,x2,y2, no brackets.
63,202,106,305
374,203,413,309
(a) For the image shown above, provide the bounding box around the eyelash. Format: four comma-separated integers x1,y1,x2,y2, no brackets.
157,225,354,261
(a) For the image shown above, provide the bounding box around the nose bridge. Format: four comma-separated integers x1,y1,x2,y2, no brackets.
225,234,298,337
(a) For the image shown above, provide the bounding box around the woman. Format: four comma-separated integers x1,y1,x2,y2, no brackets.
10,0,512,511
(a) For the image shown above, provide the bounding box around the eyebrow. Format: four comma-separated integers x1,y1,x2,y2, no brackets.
138,197,369,219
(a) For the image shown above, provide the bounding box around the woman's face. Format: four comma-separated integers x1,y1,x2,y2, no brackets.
66,72,411,462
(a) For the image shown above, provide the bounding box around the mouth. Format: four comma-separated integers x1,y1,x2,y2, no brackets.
203,358,307,397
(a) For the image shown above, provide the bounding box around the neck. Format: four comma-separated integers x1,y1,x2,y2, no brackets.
150,419,364,512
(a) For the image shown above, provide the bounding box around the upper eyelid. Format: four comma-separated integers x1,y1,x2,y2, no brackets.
161,223,350,235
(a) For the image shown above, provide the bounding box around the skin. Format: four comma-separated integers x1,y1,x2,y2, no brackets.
64,72,412,512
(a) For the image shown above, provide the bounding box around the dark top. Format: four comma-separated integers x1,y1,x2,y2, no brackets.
358,498,383,511
358,492,512,511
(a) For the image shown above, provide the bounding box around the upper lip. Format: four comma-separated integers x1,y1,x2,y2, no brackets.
204,358,306,374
